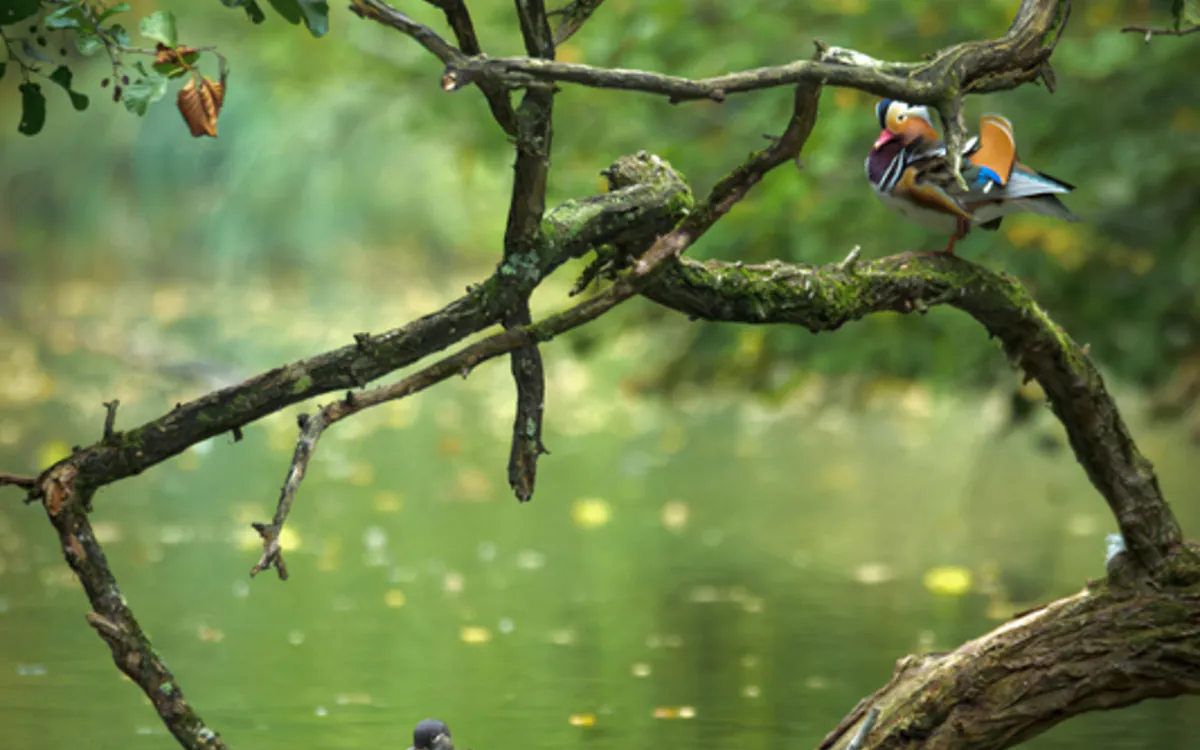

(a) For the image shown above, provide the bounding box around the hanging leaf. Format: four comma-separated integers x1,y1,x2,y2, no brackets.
49,65,90,111
139,10,178,47
0,0,41,25
18,82,46,136
220,0,267,23
296,0,329,37
177,75,226,138
122,73,169,116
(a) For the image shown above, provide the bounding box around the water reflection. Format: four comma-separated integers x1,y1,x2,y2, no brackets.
0,277,1196,750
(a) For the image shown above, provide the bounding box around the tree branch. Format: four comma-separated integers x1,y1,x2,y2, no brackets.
496,0,557,501
421,0,518,135
1121,23,1200,41
816,570,1200,750
0,472,37,490
443,0,1070,104
639,254,1184,573
347,0,463,64
38,465,227,750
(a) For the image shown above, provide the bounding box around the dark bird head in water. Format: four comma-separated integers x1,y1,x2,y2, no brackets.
410,719,454,750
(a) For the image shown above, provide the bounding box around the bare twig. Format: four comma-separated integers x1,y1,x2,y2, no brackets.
102,399,120,440
348,0,463,63
421,0,518,135
1122,23,1200,41
250,413,324,579
504,301,549,502
0,472,37,489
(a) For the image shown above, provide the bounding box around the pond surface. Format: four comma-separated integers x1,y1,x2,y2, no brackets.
0,275,1197,750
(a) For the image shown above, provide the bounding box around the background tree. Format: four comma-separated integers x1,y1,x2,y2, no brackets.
1,1,1199,749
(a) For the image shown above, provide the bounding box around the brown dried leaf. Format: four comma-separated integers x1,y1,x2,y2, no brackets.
154,44,199,67
177,76,225,138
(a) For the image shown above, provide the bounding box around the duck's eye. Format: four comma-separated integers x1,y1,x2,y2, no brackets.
896,114,907,122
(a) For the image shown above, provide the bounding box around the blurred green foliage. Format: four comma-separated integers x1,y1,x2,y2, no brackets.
0,0,1197,397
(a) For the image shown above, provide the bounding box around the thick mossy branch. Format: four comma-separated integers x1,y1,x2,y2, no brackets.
39,466,225,750
818,560,1200,750
640,254,1183,572
444,0,1070,104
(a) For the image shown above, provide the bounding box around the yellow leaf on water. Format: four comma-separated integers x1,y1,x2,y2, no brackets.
572,497,611,528
384,589,406,608
923,566,972,597
461,626,492,644
567,714,595,727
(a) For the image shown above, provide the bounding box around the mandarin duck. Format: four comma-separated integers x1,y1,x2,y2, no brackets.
410,719,455,750
865,99,1078,255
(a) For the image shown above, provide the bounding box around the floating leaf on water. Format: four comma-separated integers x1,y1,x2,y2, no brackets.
923,566,972,597
571,498,611,528
288,630,305,646
384,589,406,608
197,625,224,643
550,629,576,646
804,675,829,690
437,436,462,456
631,662,651,678
372,491,404,514
515,549,545,570
443,572,464,595
461,626,491,644
661,500,688,531
347,461,375,487
652,706,695,720
567,713,596,727
741,685,760,698
498,618,514,635
852,562,894,585
335,693,373,706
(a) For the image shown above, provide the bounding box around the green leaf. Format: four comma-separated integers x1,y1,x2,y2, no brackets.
18,81,46,136
153,51,201,78
220,0,267,24
108,23,130,47
296,0,329,37
0,0,41,25
44,4,89,30
266,0,302,24
76,32,104,56
49,65,89,112
98,2,131,22
121,73,169,116
139,10,178,46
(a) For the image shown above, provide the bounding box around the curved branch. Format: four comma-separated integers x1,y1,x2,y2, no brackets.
817,572,1200,750
444,0,1070,104
641,253,1183,573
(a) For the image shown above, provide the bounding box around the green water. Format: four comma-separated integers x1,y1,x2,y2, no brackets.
0,277,1197,750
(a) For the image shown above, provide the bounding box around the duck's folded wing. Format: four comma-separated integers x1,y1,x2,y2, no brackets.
967,114,1017,186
